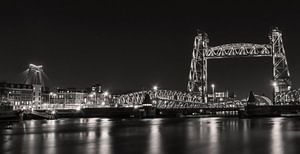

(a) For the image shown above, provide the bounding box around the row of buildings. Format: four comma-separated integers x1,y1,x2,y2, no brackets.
0,82,112,110
0,81,236,110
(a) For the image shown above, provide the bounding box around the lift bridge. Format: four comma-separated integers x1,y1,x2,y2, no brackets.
115,27,299,109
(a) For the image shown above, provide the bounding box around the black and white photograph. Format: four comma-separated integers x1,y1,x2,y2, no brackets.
1,0,300,154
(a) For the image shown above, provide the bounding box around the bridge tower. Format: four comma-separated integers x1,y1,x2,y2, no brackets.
187,31,209,103
187,27,292,104
24,64,45,109
270,27,292,103
24,64,45,86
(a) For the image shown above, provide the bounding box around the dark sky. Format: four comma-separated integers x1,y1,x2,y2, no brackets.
0,0,299,98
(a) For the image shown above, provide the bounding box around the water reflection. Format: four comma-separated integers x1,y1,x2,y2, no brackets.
1,118,300,154
208,118,219,154
270,118,283,154
147,119,162,154
99,119,112,154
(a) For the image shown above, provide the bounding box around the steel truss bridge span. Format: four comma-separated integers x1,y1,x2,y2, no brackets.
114,90,242,109
188,27,292,104
115,90,205,108
114,28,298,110
206,43,271,58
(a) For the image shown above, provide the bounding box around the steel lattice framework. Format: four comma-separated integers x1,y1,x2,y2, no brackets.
114,89,243,108
188,27,292,104
114,90,207,109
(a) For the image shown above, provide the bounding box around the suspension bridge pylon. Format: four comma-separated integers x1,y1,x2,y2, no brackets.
24,64,45,87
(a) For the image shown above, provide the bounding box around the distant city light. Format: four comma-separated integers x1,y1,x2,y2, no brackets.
153,85,158,91
103,91,109,96
51,110,56,114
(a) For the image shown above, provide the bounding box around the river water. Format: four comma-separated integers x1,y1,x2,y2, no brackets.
1,117,300,154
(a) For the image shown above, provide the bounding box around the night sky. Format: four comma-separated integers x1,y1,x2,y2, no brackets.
0,0,299,98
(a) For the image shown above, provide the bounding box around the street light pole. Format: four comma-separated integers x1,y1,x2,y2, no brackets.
272,82,277,105
211,84,215,104
102,91,109,107
95,92,97,105
153,85,158,108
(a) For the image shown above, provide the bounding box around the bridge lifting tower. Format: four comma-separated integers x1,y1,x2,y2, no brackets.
270,28,292,102
187,27,292,104
187,31,209,103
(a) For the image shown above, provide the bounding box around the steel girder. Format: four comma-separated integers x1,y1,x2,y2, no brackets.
187,27,292,104
206,43,271,58
270,28,292,103
114,90,205,108
275,89,300,103
187,32,208,103
114,90,245,109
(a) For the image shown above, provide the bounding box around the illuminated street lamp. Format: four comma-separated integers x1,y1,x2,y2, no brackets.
272,81,277,88
272,81,277,104
211,84,215,104
7,91,11,103
49,92,57,109
103,91,109,97
103,91,109,106
153,85,158,91
88,92,95,105
152,85,159,108
49,92,53,104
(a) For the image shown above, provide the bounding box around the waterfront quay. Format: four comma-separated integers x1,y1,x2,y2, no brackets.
1,80,300,120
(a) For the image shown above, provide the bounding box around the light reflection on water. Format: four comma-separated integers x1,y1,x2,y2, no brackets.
271,118,283,154
1,117,300,154
209,118,219,154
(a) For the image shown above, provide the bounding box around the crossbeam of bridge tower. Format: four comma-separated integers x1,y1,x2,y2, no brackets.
270,28,292,103
187,31,208,103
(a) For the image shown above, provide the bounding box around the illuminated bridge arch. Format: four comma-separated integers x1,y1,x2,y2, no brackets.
254,95,273,106
188,27,292,104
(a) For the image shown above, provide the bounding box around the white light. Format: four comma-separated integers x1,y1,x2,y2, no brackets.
272,82,277,87
103,91,109,96
76,107,81,111
153,85,158,91
101,102,105,106
51,110,56,114
211,84,215,88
